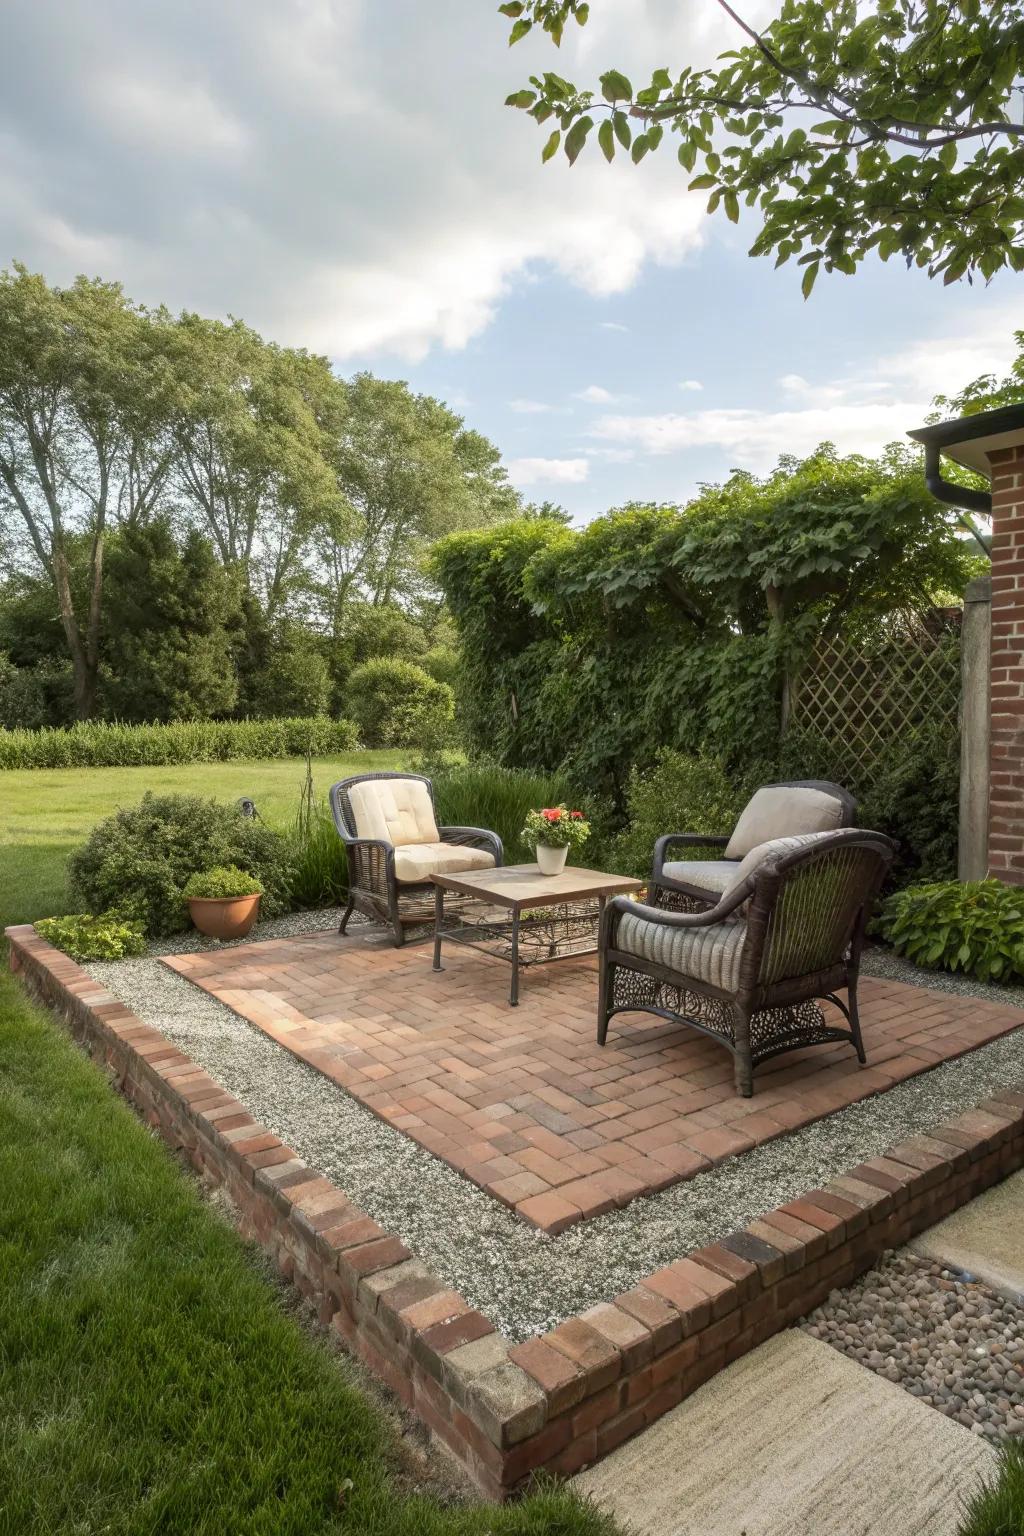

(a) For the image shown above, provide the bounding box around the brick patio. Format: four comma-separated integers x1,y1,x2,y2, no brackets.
164,928,1024,1234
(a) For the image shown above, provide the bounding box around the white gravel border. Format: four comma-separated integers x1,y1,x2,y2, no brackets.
87,916,1024,1342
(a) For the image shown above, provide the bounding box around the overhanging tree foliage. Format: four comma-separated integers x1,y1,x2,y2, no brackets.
501,0,1024,290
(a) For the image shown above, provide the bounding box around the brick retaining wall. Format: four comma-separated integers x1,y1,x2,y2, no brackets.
8,921,1024,1499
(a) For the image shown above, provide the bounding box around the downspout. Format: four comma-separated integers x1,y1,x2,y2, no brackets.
922,442,992,515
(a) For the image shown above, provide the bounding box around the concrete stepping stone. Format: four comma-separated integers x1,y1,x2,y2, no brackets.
573,1330,996,1536
910,1169,1024,1300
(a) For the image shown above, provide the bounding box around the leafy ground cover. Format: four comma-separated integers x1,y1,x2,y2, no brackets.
0,752,410,930
0,971,617,1536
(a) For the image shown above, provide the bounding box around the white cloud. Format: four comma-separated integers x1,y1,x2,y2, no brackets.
585,446,636,463
600,321,630,332
589,304,1024,471
0,0,720,361
509,398,554,414
679,379,703,392
507,457,590,485
575,384,617,404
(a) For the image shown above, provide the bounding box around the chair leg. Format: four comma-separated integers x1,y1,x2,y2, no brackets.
597,960,612,1046
848,975,867,1064
733,1004,754,1097
338,897,355,936
391,915,406,948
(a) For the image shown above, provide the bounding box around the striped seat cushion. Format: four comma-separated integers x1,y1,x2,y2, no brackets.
616,912,748,992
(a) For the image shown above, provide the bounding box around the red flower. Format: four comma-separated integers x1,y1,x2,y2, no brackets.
541,808,562,821
570,810,584,819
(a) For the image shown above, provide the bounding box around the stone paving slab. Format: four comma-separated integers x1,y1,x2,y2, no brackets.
573,1330,997,1536
911,1168,1024,1300
164,927,1024,1232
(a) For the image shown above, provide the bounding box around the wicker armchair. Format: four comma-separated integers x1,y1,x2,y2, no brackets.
650,778,857,912
599,828,894,1096
329,772,503,947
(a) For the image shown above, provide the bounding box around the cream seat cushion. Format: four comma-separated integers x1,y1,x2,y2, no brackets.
392,842,495,884
348,777,439,847
660,859,738,896
617,911,747,991
722,831,832,900
725,786,844,858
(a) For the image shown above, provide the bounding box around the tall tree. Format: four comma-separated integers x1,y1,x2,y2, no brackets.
317,373,520,628
0,267,173,716
501,0,1024,290
166,316,354,621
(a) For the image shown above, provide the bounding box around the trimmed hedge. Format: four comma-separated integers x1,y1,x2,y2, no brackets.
0,716,359,771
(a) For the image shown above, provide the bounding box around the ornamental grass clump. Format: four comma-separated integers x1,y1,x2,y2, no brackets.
878,879,1024,983
522,805,590,851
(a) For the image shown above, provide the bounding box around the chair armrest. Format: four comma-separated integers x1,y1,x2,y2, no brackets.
602,880,752,950
440,826,504,865
652,832,729,882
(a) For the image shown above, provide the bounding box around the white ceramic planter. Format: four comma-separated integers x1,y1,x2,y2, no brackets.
536,842,569,876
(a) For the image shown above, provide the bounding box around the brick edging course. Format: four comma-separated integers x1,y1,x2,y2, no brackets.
8,922,1024,1497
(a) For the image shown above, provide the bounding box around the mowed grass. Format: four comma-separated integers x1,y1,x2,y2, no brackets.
0,972,618,1536
0,752,411,930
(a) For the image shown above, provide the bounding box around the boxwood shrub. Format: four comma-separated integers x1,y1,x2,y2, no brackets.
346,659,454,749
68,793,293,937
0,715,359,771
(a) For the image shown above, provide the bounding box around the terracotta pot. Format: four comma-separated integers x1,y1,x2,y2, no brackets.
536,843,569,876
188,892,261,940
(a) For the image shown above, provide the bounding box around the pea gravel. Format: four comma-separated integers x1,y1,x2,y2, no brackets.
86,917,1024,1343
803,1251,1024,1443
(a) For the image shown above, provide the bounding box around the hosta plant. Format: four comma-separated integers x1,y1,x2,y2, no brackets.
877,880,1024,984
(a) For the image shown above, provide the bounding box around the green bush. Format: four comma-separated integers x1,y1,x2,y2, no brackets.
182,866,265,901
68,793,293,937
877,879,1024,982
0,715,359,771
34,912,147,962
959,1443,1024,1536
611,749,753,878
426,759,572,864
346,658,454,750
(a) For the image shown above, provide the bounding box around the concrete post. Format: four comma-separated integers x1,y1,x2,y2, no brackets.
959,575,991,882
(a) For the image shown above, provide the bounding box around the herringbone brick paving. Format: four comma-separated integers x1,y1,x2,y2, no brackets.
164,928,1024,1233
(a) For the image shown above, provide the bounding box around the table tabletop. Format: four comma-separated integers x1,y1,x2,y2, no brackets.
429,862,645,913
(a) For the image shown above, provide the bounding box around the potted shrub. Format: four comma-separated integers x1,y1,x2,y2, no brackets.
183,866,264,940
522,805,590,876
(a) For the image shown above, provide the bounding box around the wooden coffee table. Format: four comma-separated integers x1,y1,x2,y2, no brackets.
430,863,645,1006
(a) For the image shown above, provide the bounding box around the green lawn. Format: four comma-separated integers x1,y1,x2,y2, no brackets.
0,971,617,1536
0,752,411,930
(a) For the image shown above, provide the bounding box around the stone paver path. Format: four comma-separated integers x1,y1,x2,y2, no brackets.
165,927,1024,1233
573,1330,996,1536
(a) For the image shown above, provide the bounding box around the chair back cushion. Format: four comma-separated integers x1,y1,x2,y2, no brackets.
347,777,439,847
725,785,846,858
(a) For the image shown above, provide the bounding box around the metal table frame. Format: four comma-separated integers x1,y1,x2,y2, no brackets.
429,865,645,1007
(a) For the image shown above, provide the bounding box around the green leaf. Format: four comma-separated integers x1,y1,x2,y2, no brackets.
801,260,820,298
565,115,594,165
541,129,561,163
508,17,533,44
688,174,717,190
505,90,537,109
613,111,632,150
632,134,650,165
600,70,633,103
575,2,590,22
498,1,524,13
724,189,739,223
598,118,615,162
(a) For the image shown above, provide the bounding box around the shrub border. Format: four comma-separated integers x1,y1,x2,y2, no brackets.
7,921,1024,1500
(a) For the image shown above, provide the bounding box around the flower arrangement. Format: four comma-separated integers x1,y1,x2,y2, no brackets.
522,805,590,851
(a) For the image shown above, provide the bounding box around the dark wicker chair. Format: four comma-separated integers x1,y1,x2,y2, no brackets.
329,771,503,947
650,779,857,912
598,828,894,1096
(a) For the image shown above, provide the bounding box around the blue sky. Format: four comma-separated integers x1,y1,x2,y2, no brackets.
1,0,1018,523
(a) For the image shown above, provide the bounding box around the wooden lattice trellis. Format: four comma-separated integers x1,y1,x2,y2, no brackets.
789,612,961,780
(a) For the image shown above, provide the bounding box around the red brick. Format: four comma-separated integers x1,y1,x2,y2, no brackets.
508,1337,586,1414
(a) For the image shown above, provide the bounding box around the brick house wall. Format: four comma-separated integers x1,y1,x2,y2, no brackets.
987,444,1024,885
